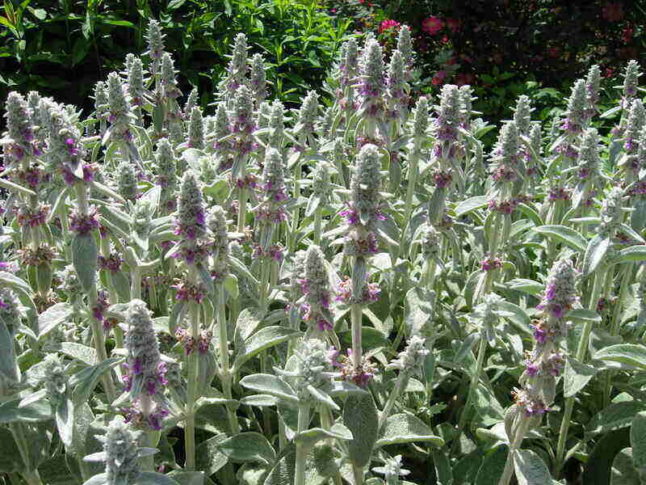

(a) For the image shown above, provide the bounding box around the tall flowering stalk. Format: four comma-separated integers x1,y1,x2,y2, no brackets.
429,84,462,224
358,39,386,140
554,188,624,473
207,206,239,434
229,85,255,231
172,171,208,470
344,144,383,375
254,147,288,310
121,299,168,469
502,259,577,484
48,103,117,402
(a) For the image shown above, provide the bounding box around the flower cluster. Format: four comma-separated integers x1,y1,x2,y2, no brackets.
537,258,578,319
174,172,207,242
175,327,212,355
329,347,377,387
299,246,333,332
254,148,288,222
387,335,429,376
335,276,381,304
123,300,168,397
69,206,100,235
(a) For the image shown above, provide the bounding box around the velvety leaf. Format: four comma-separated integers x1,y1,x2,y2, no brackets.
595,344,646,370
404,287,434,335
610,448,640,484
70,357,120,405
233,326,302,372
0,396,52,423
71,234,98,292
376,413,444,447
587,401,646,435
630,412,646,470
217,432,276,464
582,234,610,277
475,445,507,485
196,434,229,476
514,449,552,485
534,224,587,252
240,374,298,403
38,302,74,338
564,356,598,397
343,392,379,467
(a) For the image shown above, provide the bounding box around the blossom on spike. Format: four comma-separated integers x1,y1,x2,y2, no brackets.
358,39,386,119
459,85,474,128
387,335,429,375
230,85,255,156
255,148,288,222
434,84,461,144
598,187,625,235
338,38,359,89
99,419,141,483
268,100,285,149
386,50,408,120
300,246,333,331
625,100,645,152
187,107,205,149
576,128,601,180
411,96,429,139
160,53,181,99
155,138,177,208
585,64,601,116
146,19,165,62
208,206,229,280
250,53,267,103
537,259,578,319
126,56,146,107
124,300,167,399
295,90,319,138
2,92,36,163
513,95,532,135
174,172,207,241
561,79,587,135
223,33,249,94
622,60,641,101
396,25,414,75
117,161,139,201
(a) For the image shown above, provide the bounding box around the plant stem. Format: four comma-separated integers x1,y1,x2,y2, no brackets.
313,206,322,246
378,372,408,430
10,423,43,485
216,284,239,435
454,335,487,445
602,266,632,407
554,265,607,474
351,303,363,371
293,403,310,485
184,303,200,470
499,416,531,485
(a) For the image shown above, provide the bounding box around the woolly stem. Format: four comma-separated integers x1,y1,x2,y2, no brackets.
184,303,200,470
555,265,607,474
217,284,239,435
293,403,310,485
499,416,531,485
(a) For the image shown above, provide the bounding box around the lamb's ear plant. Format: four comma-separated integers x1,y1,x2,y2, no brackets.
2,16,646,485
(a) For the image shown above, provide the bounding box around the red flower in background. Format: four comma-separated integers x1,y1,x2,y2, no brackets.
379,19,400,33
455,72,475,86
547,47,561,59
432,70,447,85
622,25,634,43
446,18,461,33
422,16,443,35
601,2,624,22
